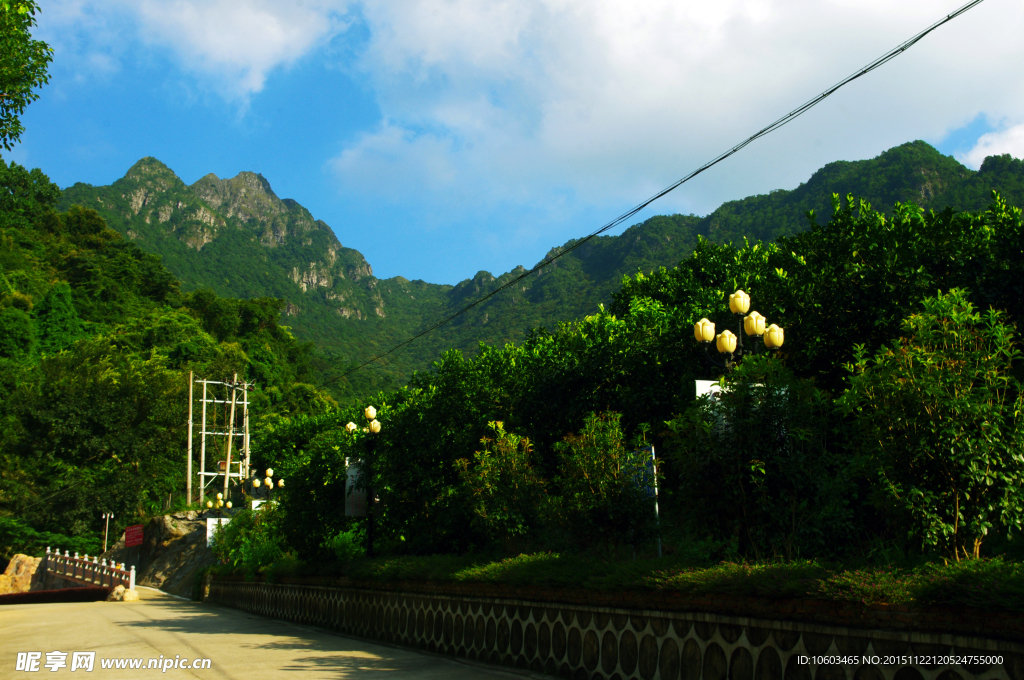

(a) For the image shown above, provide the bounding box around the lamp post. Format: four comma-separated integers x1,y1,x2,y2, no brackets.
205,492,231,511
101,512,114,553
249,468,285,507
364,406,381,558
694,289,784,370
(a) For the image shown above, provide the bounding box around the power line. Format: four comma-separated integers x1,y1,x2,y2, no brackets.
328,0,986,386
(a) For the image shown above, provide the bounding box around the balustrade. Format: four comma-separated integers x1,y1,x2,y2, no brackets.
44,547,135,591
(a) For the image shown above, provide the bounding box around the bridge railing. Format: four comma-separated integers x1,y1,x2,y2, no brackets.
44,547,135,591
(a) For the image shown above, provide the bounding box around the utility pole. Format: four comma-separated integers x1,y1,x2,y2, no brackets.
222,373,238,501
192,376,254,507
186,371,193,506
242,381,250,479
199,379,208,504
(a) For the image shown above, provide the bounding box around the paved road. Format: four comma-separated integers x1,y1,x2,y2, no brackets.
0,587,520,679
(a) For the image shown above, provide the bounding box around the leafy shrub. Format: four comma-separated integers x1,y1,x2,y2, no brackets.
326,527,366,562
549,412,659,554
210,505,288,577
457,421,547,548
841,289,1024,560
277,427,355,561
665,355,860,560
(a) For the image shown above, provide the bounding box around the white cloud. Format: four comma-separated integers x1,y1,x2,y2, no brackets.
40,0,354,98
331,122,458,196
336,2,1013,220
128,0,352,97
960,123,1024,170
37,0,1024,278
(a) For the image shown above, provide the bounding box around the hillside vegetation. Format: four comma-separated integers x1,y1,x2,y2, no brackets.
0,159,335,555
233,190,1024,573
59,141,1024,397
6,143,1024,561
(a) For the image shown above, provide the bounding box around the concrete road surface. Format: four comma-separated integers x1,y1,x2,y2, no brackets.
0,587,523,679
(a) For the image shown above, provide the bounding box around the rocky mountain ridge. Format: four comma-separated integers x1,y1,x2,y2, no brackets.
63,158,387,324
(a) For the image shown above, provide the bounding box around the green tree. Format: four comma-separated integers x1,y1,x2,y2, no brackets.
665,355,859,560
457,421,547,549
762,193,1024,392
549,412,657,554
35,282,81,353
0,158,60,227
277,427,354,561
0,0,52,150
841,289,1024,560
9,338,187,535
0,304,34,360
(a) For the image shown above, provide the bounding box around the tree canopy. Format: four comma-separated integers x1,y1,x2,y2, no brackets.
0,0,52,150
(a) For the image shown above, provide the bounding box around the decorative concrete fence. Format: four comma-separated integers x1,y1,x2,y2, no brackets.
206,581,1019,680
44,547,135,591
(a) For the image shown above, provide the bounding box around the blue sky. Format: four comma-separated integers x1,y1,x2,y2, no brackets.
9,0,1024,285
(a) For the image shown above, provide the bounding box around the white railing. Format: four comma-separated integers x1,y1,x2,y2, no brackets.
44,547,135,591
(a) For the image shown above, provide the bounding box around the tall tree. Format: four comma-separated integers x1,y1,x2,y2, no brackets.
0,0,52,151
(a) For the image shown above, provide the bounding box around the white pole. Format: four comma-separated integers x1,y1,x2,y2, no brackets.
187,371,194,506
102,513,113,553
199,380,208,504
243,382,250,480
651,446,662,558
223,374,238,500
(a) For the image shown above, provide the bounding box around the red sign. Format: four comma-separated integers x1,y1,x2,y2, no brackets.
125,524,144,547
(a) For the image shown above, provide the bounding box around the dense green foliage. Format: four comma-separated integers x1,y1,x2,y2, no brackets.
210,505,288,578
0,516,100,562
666,356,859,561
0,159,334,546
0,0,52,150
256,188,1024,575
841,290,1024,560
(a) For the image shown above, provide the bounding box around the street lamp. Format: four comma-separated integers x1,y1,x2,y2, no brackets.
249,467,285,505
101,512,114,553
364,406,381,558
694,289,784,370
204,492,231,511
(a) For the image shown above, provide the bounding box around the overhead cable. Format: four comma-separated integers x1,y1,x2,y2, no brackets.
328,0,986,385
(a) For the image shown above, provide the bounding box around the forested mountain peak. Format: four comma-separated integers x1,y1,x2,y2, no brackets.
189,170,309,244
122,156,182,185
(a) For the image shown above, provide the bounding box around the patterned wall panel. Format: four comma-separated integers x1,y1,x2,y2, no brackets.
207,581,1020,680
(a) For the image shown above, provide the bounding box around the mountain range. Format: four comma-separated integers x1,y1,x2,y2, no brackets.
58,140,1024,396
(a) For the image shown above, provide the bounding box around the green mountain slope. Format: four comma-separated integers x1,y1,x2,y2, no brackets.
58,141,1024,396
0,159,333,543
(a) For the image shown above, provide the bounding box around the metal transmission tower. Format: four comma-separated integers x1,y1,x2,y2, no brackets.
186,372,254,506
